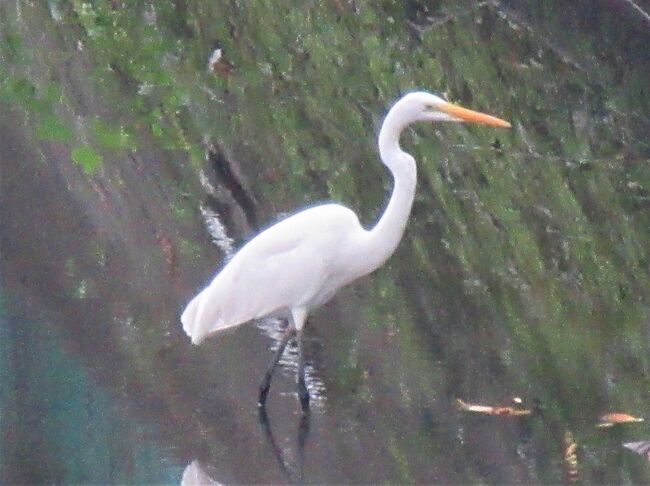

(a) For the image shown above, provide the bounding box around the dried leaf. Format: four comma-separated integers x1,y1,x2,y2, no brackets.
597,413,644,427
455,398,532,416
207,48,234,77
563,431,579,482
623,441,650,461
157,234,177,276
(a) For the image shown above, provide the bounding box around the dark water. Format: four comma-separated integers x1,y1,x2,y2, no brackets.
2,1,650,483
0,306,182,484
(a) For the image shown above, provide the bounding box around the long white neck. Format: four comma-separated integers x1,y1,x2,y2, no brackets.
361,108,417,273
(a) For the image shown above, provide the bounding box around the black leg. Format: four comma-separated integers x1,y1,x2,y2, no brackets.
259,325,295,407
297,329,310,413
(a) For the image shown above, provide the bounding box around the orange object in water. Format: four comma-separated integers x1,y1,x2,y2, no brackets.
597,413,644,427
456,398,532,417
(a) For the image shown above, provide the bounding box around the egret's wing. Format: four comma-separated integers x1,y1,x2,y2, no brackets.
182,205,358,344
183,237,327,344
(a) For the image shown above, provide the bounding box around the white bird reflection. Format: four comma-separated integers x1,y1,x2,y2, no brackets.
181,460,220,486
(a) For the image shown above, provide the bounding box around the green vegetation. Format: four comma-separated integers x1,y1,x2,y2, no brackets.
71,145,103,173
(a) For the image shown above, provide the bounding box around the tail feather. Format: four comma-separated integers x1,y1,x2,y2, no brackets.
181,293,204,344
181,285,250,345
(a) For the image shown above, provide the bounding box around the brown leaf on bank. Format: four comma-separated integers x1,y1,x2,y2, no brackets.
563,431,579,483
157,233,177,277
597,413,644,427
208,48,234,77
455,398,532,416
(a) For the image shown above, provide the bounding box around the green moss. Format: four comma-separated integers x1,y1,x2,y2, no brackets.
71,145,103,174
36,112,74,141
91,119,136,150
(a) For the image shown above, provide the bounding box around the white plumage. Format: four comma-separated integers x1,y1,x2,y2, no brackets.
180,91,510,410
182,204,367,344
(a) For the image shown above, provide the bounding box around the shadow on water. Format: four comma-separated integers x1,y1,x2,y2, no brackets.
2,0,650,483
258,406,311,483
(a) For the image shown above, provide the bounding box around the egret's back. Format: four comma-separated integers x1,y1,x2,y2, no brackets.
181,204,367,344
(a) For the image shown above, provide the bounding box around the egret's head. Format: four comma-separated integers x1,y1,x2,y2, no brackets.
394,91,511,127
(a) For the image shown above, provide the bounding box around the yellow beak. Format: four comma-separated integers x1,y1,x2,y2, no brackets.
440,101,511,128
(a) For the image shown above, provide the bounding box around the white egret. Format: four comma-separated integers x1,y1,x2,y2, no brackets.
181,91,510,411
